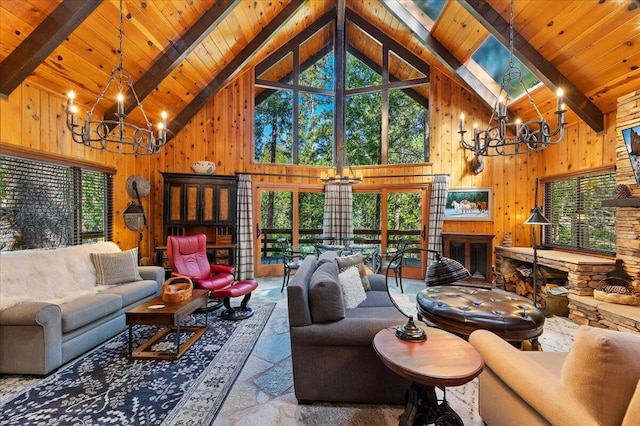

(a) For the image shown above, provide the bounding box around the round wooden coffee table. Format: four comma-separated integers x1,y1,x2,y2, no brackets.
373,324,484,426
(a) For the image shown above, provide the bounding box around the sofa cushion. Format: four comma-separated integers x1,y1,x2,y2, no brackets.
60,294,122,333
101,280,158,307
357,291,395,308
561,326,640,426
309,260,345,323
90,249,142,286
338,266,367,308
335,253,371,291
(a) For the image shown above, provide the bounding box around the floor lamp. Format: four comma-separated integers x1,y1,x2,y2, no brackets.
524,206,550,309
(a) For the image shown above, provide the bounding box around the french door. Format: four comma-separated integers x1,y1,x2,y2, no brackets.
381,186,430,279
253,184,323,277
253,183,430,279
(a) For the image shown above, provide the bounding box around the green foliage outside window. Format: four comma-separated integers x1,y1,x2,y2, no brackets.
544,171,616,254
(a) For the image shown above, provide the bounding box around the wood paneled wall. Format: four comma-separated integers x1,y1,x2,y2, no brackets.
0,65,619,268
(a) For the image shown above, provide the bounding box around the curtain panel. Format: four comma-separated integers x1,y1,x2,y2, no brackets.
236,174,254,280
427,175,449,264
322,184,354,243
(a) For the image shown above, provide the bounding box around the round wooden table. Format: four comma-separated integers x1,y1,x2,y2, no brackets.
373,324,484,426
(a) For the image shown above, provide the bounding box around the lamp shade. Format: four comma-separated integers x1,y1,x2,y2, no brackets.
426,254,471,287
524,206,551,225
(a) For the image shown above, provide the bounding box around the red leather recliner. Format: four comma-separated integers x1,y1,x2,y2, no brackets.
167,234,257,320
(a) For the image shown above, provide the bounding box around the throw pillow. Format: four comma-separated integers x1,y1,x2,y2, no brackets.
561,325,640,426
90,248,142,286
338,266,367,308
335,253,371,291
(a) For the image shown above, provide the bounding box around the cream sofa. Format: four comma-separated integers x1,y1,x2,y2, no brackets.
469,326,640,426
0,242,164,375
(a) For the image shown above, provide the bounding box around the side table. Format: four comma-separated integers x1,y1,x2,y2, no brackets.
373,324,484,425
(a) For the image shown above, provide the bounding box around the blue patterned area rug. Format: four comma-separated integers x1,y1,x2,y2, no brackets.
0,303,275,425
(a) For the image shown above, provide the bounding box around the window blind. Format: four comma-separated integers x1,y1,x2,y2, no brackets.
0,155,113,251
543,171,616,254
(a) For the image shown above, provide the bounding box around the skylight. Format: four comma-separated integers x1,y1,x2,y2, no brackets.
471,35,540,100
413,0,446,21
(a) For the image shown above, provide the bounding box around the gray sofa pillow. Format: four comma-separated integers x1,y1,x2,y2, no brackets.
309,260,345,323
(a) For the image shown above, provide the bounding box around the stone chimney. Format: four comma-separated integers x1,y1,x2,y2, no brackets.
614,91,640,290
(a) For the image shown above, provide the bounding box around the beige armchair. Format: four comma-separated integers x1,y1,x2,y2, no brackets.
469,326,640,426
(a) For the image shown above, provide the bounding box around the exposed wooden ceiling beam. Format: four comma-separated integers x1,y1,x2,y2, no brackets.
104,0,241,127
458,0,604,132
166,0,306,140
0,0,102,99
380,0,496,108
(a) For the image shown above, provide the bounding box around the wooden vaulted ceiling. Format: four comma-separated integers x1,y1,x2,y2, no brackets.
1,0,639,140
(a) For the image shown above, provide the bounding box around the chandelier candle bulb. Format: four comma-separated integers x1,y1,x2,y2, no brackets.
498,96,506,117
117,93,124,116
557,88,564,110
460,113,465,132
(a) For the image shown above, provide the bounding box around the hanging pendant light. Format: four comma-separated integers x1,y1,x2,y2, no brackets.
458,0,566,157
65,0,168,155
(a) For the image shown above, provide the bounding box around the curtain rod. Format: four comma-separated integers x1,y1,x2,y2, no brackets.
237,172,450,179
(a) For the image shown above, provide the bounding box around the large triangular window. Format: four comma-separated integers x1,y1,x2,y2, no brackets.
254,14,429,167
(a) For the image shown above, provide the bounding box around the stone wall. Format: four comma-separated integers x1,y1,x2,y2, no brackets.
615,91,640,289
569,294,640,334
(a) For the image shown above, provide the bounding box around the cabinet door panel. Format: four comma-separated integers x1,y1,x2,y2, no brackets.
168,185,183,223
202,186,215,223
218,187,230,222
186,185,199,222
470,242,489,278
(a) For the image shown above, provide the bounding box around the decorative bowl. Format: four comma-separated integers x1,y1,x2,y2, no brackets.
191,160,216,175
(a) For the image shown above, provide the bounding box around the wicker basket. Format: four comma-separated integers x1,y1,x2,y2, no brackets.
161,276,193,303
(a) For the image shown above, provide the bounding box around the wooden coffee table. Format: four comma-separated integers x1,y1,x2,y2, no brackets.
126,289,209,360
373,324,484,426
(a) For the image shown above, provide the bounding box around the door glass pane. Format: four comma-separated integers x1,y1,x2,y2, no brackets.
260,191,292,264
387,191,422,267
298,192,325,252
352,192,382,244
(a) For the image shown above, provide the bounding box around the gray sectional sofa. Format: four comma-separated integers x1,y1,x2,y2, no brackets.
287,251,411,404
0,242,164,375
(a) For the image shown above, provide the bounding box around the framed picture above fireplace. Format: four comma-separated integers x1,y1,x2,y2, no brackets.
621,124,640,187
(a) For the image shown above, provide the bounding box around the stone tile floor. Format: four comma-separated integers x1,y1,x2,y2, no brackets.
213,276,578,425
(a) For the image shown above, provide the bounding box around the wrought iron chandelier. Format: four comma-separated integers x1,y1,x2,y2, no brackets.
65,0,168,155
458,0,566,157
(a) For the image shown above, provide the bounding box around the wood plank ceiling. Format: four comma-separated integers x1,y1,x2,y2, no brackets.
1,0,639,139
